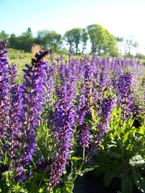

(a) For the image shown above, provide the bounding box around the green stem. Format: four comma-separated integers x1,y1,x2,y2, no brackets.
83,147,85,161
72,147,86,183
72,160,85,183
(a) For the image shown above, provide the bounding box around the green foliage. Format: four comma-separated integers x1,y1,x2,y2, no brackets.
91,105,145,193
64,28,88,54
35,30,62,53
0,24,121,56
87,24,118,56
8,28,34,52
0,30,8,41
121,176,133,193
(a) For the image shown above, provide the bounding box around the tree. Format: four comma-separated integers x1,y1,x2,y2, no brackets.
63,30,74,53
87,24,105,54
8,34,18,49
124,37,139,56
34,31,46,48
103,31,118,57
82,29,88,54
64,28,85,54
115,36,124,55
132,41,139,55
0,30,8,41
35,30,62,53
87,24,118,56
18,28,34,52
115,37,124,42
8,28,34,52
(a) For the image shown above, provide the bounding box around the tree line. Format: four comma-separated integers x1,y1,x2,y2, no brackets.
0,24,120,56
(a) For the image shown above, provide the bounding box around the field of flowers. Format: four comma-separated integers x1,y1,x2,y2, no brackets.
0,39,145,193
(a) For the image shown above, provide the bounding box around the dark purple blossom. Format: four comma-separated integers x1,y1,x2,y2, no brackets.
20,50,49,164
0,40,9,151
15,166,24,182
7,50,49,182
79,123,90,148
42,63,54,119
77,62,94,125
94,95,114,146
7,64,23,160
117,72,136,119
34,157,50,173
118,72,133,98
49,71,76,187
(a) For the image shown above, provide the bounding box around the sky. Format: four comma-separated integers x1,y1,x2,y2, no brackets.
0,0,145,53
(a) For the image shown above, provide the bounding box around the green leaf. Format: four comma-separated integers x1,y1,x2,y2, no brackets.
104,151,122,159
129,155,144,167
64,183,74,193
121,176,133,193
71,156,82,161
39,187,45,193
55,187,61,193
3,170,13,176
104,171,118,187
128,119,134,127
122,131,130,144
81,167,95,176
138,126,145,135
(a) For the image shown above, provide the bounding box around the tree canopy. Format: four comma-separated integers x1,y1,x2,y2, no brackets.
1,24,121,56
87,24,118,56
64,28,88,54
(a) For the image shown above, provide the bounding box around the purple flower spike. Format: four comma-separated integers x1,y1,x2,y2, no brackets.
7,64,23,160
7,49,50,181
20,50,49,164
49,71,76,187
94,95,114,146
0,40,9,145
79,123,90,148
118,72,136,119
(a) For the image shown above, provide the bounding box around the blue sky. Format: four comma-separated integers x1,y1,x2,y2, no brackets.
0,0,145,53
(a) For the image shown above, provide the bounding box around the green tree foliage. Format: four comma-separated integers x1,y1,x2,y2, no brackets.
82,29,88,54
1,25,120,55
64,28,87,54
103,31,118,57
115,36,124,42
8,34,18,49
35,30,62,53
87,24,118,56
8,28,34,52
0,30,9,41
125,38,139,56
18,28,34,52
64,29,74,53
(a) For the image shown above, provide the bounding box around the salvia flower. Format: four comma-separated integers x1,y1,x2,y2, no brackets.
77,62,94,126
83,62,94,105
0,40,9,150
8,50,49,182
7,64,23,160
34,157,50,173
41,63,54,119
20,50,49,162
79,123,90,148
94,95,114,146
117,72,136,119
118,72,133,98
49,71,76,187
